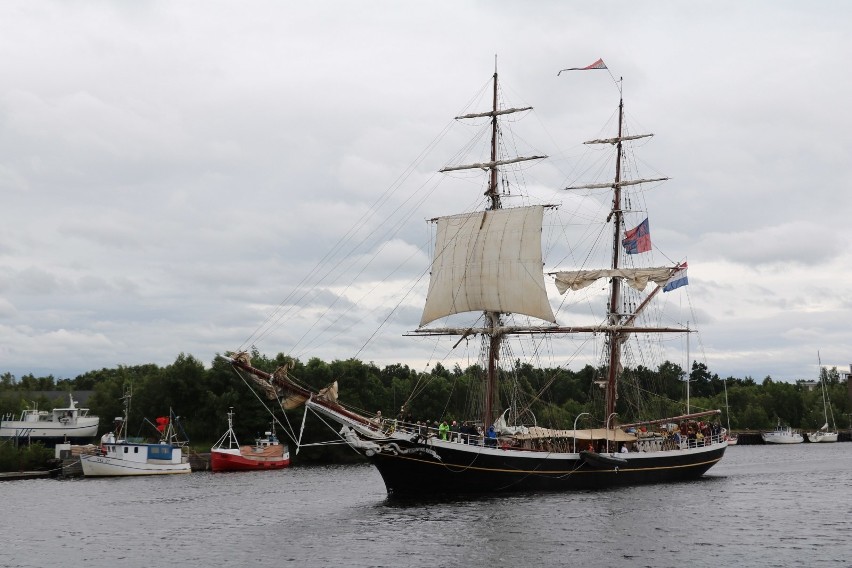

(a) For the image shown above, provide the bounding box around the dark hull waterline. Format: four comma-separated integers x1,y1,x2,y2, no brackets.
361,439,726,496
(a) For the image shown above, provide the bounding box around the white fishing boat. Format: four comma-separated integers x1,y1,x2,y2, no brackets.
761,421,804,444
0,394,98,444
80,388,191,476
807,353,838,443
225,60,727,496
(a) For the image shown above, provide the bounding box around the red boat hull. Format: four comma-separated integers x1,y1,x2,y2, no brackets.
210,449,290,472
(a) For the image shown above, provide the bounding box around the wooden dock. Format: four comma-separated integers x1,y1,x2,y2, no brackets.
0,470,52,480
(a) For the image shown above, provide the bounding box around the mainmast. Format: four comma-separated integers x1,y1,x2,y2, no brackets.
604,96,626,420
562,92,667,422
485,71,501,429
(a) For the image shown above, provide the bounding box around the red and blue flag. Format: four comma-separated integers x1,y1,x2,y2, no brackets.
622,218,651,254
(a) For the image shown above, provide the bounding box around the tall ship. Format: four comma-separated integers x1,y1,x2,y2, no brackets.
0,393,98,444
226,61,727,496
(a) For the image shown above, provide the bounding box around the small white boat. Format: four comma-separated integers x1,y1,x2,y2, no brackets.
80,388,190,477
723,380,737,445
761,422,803,444
808,427,838,443
0,394,99,443
807,353,838,443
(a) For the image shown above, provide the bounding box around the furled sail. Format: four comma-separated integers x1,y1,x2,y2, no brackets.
552,267,676,294
420,205,555,326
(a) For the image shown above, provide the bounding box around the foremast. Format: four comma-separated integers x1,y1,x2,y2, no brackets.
436,69,544,428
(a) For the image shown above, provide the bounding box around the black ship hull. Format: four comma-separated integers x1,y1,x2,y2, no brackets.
360,437,726,497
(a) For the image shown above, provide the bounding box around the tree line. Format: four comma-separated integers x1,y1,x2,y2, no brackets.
1,351,850,462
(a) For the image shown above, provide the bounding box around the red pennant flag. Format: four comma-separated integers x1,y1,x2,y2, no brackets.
557,58,608,75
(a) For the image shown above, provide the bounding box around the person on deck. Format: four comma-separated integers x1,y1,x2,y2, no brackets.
461,422,473,444
439,420,450,441
449,420,459,442
485,425,498,447
371,411,382,428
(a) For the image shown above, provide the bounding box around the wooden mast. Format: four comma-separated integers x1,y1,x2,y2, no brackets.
435,66,544,429
484,69,501,430
605,95,626,421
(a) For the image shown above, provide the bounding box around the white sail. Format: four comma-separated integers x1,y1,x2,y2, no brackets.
420,205,555,326
553,267,676,294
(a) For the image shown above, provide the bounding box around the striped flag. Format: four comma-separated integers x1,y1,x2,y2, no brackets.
557,58,608,75
663,263,689,292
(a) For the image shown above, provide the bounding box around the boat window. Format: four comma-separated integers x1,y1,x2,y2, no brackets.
124,447,128,453
134,447,139,453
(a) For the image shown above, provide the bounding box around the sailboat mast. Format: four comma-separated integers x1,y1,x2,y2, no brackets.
485,70,501,429
488,71,501,210
428,68,544,429
604,96,626,420
817,351,833,428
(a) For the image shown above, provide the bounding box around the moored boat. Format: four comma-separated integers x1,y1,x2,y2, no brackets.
761,421,804,444
210,409,290,472
807,428,838,443
225,60,727,497
0,394,98,444
80,388,191,476
723,380,737,445
807,353,838,443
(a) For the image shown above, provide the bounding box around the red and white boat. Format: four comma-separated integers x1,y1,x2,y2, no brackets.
210,409,290,472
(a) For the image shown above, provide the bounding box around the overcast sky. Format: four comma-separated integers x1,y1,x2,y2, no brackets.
1,1,850,383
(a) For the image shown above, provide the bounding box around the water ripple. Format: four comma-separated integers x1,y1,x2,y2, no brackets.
1,445,851,567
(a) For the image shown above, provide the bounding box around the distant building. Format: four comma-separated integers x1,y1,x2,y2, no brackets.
816,364,851,383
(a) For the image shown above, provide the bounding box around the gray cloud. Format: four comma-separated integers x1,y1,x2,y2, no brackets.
1,1,850,382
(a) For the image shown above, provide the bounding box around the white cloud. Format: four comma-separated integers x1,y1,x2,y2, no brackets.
0,1,850,383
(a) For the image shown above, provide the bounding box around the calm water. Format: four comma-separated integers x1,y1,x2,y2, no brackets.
1,443,851,568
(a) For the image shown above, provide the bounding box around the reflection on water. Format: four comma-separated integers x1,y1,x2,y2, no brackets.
1,445,850,567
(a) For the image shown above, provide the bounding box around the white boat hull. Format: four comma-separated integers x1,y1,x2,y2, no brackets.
761,431,804,444
80,441,191,476
80,454,191,476
807,431,838,443
1,394,99,442
0,419,99,440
